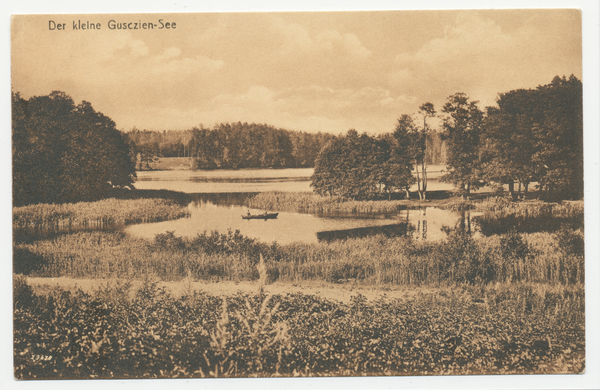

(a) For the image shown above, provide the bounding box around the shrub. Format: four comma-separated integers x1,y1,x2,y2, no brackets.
437,229,495,285
497,230,534,282
13,275,35,309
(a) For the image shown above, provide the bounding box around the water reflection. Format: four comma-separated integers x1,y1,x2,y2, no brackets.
397,207,482,241
317,224,408,242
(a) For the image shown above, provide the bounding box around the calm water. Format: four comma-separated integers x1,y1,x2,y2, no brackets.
134,168,314,193
125,169,482,245
125,200,481,245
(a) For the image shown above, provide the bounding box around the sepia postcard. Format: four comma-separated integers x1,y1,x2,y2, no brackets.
7,2,600,389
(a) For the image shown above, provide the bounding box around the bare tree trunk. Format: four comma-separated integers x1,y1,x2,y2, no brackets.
422,158,427,200
463,183,471,200
415,158,423,200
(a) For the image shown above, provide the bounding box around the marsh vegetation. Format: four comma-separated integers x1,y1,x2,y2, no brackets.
14,276,584,379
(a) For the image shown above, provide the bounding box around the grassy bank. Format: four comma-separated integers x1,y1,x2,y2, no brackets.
13,276,584,378
14,226,584,286
13,197,190,237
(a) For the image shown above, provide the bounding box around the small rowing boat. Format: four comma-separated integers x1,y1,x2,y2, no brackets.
242,212,279,220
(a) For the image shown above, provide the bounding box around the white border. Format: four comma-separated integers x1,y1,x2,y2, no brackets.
2,1,599,390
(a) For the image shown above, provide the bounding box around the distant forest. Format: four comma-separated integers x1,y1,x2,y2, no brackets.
124,123,445,170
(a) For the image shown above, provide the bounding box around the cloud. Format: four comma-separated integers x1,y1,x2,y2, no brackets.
149,47,224,76
380,94,418,107
154,47,181,61
192,15,375,91
313,30,372,58
269,17,371,59
136,84,412,134
391,11,582,109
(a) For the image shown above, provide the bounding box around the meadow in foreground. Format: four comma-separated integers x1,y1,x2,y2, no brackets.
14,276,585,379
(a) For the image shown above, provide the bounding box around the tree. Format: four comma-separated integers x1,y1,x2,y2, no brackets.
441,93,485,198
425,129,444,165
390,115,418,198
12,91,136,206
183,123,332,170
482,91,538,198
415,102,436,200
481,75,583,200
311,130,393,200
530,75,583,200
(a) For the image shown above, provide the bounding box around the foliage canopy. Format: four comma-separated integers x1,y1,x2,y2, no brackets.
311,130,414,200
12,91,136,206
482,75,583,199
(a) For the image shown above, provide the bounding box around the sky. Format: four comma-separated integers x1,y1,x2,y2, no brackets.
11,9,582,135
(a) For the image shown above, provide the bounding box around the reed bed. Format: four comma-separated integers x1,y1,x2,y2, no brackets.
472,196,583,217
470,197,584,236
248,191,411,214
14,226,584,287
13,198,190,233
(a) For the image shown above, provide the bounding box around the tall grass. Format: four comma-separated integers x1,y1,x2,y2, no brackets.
472,197,584,235
473,196,583,217
248,191,411,214
15,227,584,286
13,198,190,234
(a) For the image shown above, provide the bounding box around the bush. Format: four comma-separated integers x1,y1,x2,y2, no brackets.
13,275,35,309
16,226,583,286
13,247,47,275
436,229,495,284
497,230,534,282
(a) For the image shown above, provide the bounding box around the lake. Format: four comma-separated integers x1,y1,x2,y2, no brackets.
134,168,314,193
126,169,480,245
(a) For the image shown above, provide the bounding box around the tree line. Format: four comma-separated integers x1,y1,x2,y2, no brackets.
12,91,136,206
312,75,583,201
125,124,337,170
13,75,580,206
126,123,445,171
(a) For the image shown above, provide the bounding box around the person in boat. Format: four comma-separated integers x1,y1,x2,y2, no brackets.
247,210,251,216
